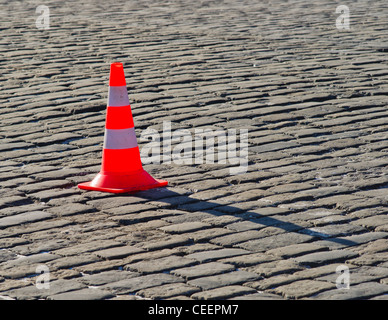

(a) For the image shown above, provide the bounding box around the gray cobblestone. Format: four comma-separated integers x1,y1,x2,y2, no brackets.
172,262,236,280
48,288,115,300
101,273,183,295
313,282,388,300
272,279,336,299
191,285,256,300
188,271,260,290
294,250,359,267
1,279,87,300
185,248,249,263
138,283,200,299
238,233,315,252
125,255,197,274
0,211,53,229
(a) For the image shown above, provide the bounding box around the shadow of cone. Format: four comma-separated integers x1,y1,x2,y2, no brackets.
78,62,168,193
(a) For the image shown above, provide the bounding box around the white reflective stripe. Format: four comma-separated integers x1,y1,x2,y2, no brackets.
103,128,138,149
108,86,130,107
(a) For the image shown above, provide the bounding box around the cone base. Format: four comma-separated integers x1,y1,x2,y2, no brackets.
78,169,168,194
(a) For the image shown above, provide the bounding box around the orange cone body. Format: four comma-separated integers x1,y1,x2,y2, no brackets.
78,62,168,193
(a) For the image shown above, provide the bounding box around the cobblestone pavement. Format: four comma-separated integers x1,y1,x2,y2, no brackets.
1,0,388,300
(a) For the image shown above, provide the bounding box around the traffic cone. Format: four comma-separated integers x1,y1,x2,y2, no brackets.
78,62,168,194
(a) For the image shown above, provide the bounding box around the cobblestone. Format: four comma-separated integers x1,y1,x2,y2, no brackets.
100,273,183,295
187,271,260,291
313,282,388,300
172,262,235,280
3,279,87,300
138,283,200,299
191,285,257,300
0,0,387,300
295,250,359,267
48,288,115,300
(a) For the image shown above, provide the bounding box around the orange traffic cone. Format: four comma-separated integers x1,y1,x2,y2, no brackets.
78,62,168,194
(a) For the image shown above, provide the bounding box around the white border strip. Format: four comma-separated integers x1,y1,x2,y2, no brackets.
103,128,138,149
108,86,130,107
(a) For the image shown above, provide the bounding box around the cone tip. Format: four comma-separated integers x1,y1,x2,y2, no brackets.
109,62,126,86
